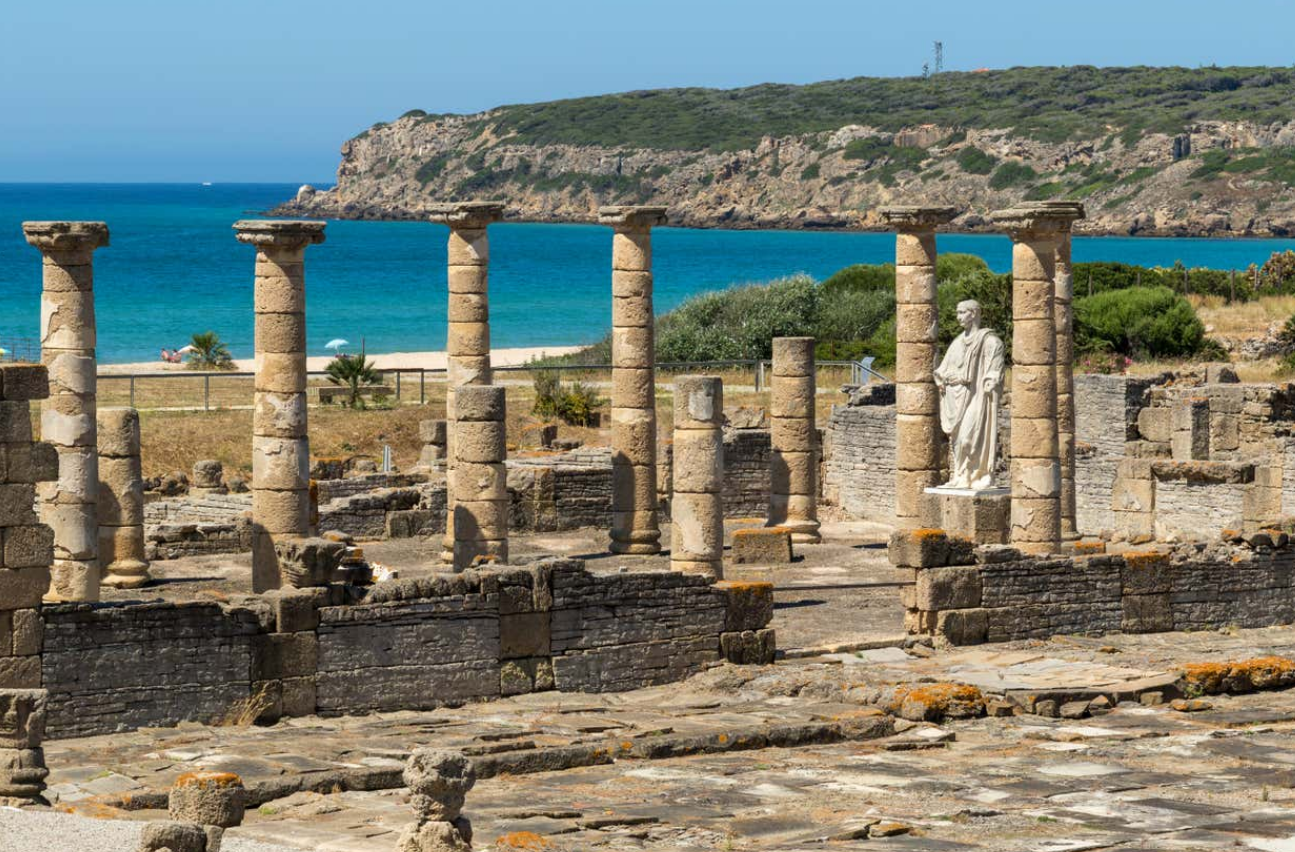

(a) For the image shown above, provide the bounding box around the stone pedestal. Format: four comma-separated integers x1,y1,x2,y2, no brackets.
992,203,1080,554
767,337,820,543
417,419,447,471
880,206,959,529
97,408,149,589
451,385,508,570
671,376,724,579
235,219,326,593
0,689,49,805
429,202,504,563
24,221,108,602
600,205,668,555
1051,204,1085,540
925,486,1010,545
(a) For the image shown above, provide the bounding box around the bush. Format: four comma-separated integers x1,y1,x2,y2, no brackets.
819,263,894,296
937,269,1013,352
813,288,895,346
1074,287,1205,358
936,253,990,282
532,369,604,426
655,274,818,362
988,160,1038,189
184,331,234,371
956,147,997,175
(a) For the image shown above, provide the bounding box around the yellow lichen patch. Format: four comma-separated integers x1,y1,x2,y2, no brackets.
174,771,243,789
913,528,948,540
1073,542,1106,555
496,831,551,849
891,682,985,721
1182,656,1295,696
733,527,789,538
714,580,774,592
1124,551,1168,569
1220,529,1241,539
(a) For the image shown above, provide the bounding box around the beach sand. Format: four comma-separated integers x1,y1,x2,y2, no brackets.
98,345,583,375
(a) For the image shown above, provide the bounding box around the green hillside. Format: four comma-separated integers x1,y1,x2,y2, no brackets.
395,66,1295,151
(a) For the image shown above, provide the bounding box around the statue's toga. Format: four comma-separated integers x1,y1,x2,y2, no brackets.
933,299,1005,490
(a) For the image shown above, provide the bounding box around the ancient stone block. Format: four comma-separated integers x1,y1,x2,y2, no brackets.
1122,593,1173,633
888,528,949,568
935,608,988,645
499,612,550,660
169,771,246,828
713,581,774,632
915,566,983,611
139,821,209,852
730,527,793,564
719,628,776,664
0,689,46,750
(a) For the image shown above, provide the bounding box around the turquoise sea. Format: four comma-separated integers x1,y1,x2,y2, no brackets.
3,183,1295,364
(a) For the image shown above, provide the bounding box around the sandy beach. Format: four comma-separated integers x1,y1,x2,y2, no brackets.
97,345,583,375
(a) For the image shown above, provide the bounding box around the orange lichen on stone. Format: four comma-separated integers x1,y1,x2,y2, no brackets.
1073,542,1106,555
913,528,948,540
715,580,774,592
733,527,789,538
1221,529,1241,539
1124,551,1168,569
174,771,243,789
890,682,985,721
1181,656,1295,696
496,832,551,849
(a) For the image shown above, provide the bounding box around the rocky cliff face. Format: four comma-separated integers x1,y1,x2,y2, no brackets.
279,111,1295,236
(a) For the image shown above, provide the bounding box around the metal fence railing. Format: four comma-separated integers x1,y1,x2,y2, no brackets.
93,358,891,412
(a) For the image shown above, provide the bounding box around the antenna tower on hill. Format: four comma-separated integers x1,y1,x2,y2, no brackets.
934,41,944,74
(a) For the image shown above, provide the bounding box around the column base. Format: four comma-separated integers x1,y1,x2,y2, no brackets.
46,559,99,603
102,560,150,589
671,559,721,579
773,520,821,545
925,486,1010,545
610,539,662,555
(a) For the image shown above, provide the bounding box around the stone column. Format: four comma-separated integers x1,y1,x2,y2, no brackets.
768,337,820,543
452,385,508,570
1051,203,1086,539
429,202,504,564
879,207,959,529
991,203,1078,554
671,375,724,579
600,205,668,555
97,408,149,589
417,419,447,472
23,221,109,602
235,220,326,593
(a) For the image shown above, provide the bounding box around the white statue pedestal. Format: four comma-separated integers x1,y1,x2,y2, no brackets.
924,485,1010,544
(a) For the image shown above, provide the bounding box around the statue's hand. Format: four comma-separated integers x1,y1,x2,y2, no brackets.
983,378,997,392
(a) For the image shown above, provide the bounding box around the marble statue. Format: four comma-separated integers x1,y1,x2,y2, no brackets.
933,299,1005,490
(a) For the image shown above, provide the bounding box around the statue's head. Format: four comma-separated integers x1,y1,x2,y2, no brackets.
955,299,982,332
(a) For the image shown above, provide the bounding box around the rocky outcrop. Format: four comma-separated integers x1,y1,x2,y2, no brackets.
277,104,1295,237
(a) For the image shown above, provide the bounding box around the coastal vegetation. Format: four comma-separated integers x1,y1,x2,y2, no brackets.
184,331,234,371
325,350,381,409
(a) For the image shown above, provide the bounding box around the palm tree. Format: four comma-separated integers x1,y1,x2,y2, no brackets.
325,347,379,408
186,331,233,370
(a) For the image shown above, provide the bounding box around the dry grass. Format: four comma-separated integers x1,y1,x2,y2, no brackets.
1191,293,1295,337
214,683,275,727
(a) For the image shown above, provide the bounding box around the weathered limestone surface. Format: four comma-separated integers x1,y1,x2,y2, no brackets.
235,219,326,593
0,364,58,702
0,689,49,804
451,385,508,570
417,419,447,471
767,337,820,543
430,202,504,564
397,749,475,852
24,221,109,602
600,205,667,555
1052,211,1087,539
671,376,724,578
97,408,149,589
992,202,1082,553
881,206,958,528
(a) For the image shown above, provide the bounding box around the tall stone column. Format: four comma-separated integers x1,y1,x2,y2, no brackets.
879,207,959,529
429,202,504,564
97,408,149,589
1050,203,1086,540
600,205,668,555
671,375,724,579
23,221,108,602
768,337,820,543
991,204,1078,554
452,385,508,570
235,220,325,593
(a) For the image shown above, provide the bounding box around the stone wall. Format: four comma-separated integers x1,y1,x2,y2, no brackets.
823,400,897,521
720,429,773,518
36,558,772,739
892,528,1295,645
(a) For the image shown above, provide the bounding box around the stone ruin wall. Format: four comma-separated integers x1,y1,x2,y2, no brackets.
39,558,772,739
893,529,1295,645
142,436,776,558
824,373,1295,540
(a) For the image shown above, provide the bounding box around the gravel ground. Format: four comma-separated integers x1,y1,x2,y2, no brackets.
0,808,307,852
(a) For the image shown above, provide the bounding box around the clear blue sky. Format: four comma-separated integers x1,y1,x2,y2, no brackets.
2,0,1291,183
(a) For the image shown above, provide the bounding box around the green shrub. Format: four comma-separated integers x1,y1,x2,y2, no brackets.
655,274,818,362
813,288,895,347
800,163,821,180
988,160,1038,189
936,253,990,282
956,147,997,175
532,369,604,426
820,263,894,296
1074,287,1205,358
843,137,891,161
937,270,1013,353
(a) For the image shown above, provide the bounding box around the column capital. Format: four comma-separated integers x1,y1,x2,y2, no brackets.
879,206,960,231
428,201,506,229
599,205,668,231
22,221,109,253
991,201,1085,236
233,220,326,249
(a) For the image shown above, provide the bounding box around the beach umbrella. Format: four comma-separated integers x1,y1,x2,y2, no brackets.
325,339,348,351
176,345,196,355
0,348,8,357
